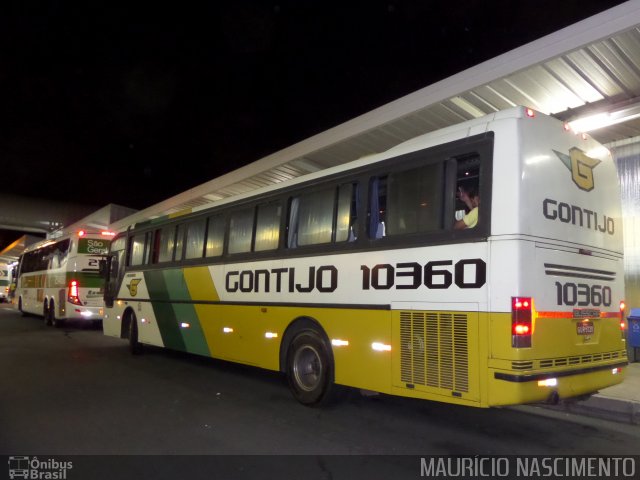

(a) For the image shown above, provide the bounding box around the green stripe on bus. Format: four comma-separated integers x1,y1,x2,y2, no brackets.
162,269,210,356
144,269,210,356
65,272,105,288
144,270,186,351
172,303,211,356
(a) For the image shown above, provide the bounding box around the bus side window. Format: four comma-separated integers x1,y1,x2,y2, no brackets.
336,183,358,243
287,197,300,248
174,224,186,261
387,162,443,235
454,155,481,229
288,183,359,248
288,188,335,247
205,215,225,257
185,219,206,259
49,239,70,269
150,229,162,264
369,176,387,239
255,203,281,252
129,233,147,266
157,226,176,263
229,208,255,254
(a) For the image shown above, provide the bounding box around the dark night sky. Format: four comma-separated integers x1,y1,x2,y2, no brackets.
0,0,628,250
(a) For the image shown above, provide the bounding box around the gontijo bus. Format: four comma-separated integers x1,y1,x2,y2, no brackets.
102,106,627,407
15,230,112,327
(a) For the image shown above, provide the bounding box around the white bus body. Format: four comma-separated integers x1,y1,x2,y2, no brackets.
16,232,111,326
103,106,626,407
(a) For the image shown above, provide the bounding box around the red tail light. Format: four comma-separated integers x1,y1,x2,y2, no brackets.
620,300,626,338
68,280,82,306
512,297,532,348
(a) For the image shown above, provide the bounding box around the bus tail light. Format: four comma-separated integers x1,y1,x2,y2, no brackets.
620,300,626,339
68,280,82,306
512,297,532,348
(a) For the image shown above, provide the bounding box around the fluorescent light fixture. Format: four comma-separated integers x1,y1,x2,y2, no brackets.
451,96,485,118
568,103,640,133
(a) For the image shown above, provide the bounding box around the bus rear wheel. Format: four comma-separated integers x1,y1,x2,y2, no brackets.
49,300,63,328
286,329,336,406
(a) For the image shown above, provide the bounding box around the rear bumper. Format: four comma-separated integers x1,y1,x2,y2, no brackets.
65,305,103,321
488,361,627,406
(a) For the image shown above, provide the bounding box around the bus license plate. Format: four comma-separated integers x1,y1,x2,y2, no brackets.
577,321,594,335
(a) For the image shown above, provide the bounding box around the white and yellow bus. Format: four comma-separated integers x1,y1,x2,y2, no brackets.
102,106,628,407
16,231,112,327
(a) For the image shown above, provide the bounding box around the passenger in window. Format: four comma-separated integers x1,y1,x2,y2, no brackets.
454,187,479,229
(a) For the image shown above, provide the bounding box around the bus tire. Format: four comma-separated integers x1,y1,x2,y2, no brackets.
43,301,52,326
49,300,63,328
128,312,143,355
286,328,336,406
18,297,28,317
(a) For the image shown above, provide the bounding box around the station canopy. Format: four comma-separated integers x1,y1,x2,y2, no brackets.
102,1,640,231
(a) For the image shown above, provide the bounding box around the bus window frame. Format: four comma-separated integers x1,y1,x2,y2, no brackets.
115,132,493,273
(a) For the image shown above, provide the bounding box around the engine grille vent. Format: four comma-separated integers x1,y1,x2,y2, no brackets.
400,311,469,392
537,350,625,369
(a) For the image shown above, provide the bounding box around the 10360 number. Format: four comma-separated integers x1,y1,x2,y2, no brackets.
555,281,611,307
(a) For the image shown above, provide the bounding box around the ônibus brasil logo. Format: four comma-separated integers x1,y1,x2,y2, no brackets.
8,456,72,479
553,147,601,192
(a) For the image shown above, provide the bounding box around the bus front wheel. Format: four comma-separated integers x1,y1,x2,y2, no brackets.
43,301,51,326
286,329,336,406
19,298,30,317
128,312,143,355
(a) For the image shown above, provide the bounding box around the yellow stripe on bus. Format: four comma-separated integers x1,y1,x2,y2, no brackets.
183,266,219,302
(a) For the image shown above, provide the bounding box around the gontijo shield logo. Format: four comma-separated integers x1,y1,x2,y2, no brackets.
126,278,142,296
553,147,601,192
